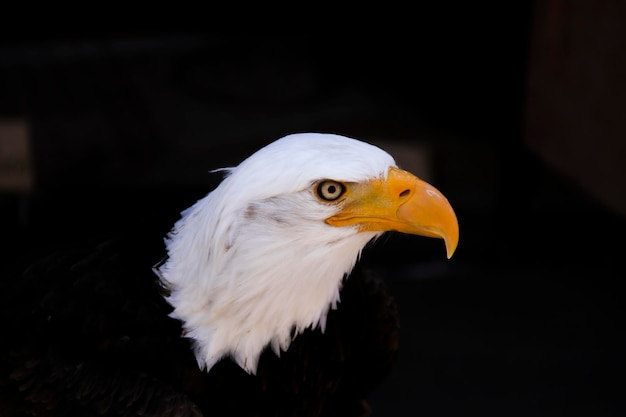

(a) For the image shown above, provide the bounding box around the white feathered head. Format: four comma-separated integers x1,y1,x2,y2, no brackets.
155,133,458,373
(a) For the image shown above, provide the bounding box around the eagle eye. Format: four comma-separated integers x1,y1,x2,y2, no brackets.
316,180,346,202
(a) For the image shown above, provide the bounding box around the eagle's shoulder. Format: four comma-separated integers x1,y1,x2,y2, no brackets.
1,233,204,417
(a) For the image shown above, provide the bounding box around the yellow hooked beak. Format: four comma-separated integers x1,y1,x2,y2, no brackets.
325,167,459,258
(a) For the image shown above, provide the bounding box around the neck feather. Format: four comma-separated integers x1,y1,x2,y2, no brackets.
156,190,378,374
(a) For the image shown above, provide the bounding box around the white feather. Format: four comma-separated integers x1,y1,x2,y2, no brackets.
156,133,396,374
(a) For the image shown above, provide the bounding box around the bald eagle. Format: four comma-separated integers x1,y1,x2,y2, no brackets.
0,133,458,417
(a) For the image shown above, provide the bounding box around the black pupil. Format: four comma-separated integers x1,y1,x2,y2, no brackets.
327,185,336,194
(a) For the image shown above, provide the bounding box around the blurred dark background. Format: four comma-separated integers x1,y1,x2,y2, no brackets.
1,2,625,416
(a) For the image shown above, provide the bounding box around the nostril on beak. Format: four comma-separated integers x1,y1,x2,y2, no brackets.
399,189,411,198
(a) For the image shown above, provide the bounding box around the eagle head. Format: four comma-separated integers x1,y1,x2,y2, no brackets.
155,133,459,374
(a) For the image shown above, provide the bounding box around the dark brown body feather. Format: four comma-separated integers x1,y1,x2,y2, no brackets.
0,233,399,417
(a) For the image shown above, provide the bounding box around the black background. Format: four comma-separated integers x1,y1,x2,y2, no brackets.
1,5,625,416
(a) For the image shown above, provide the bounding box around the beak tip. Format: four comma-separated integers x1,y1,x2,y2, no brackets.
444,233,459,260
